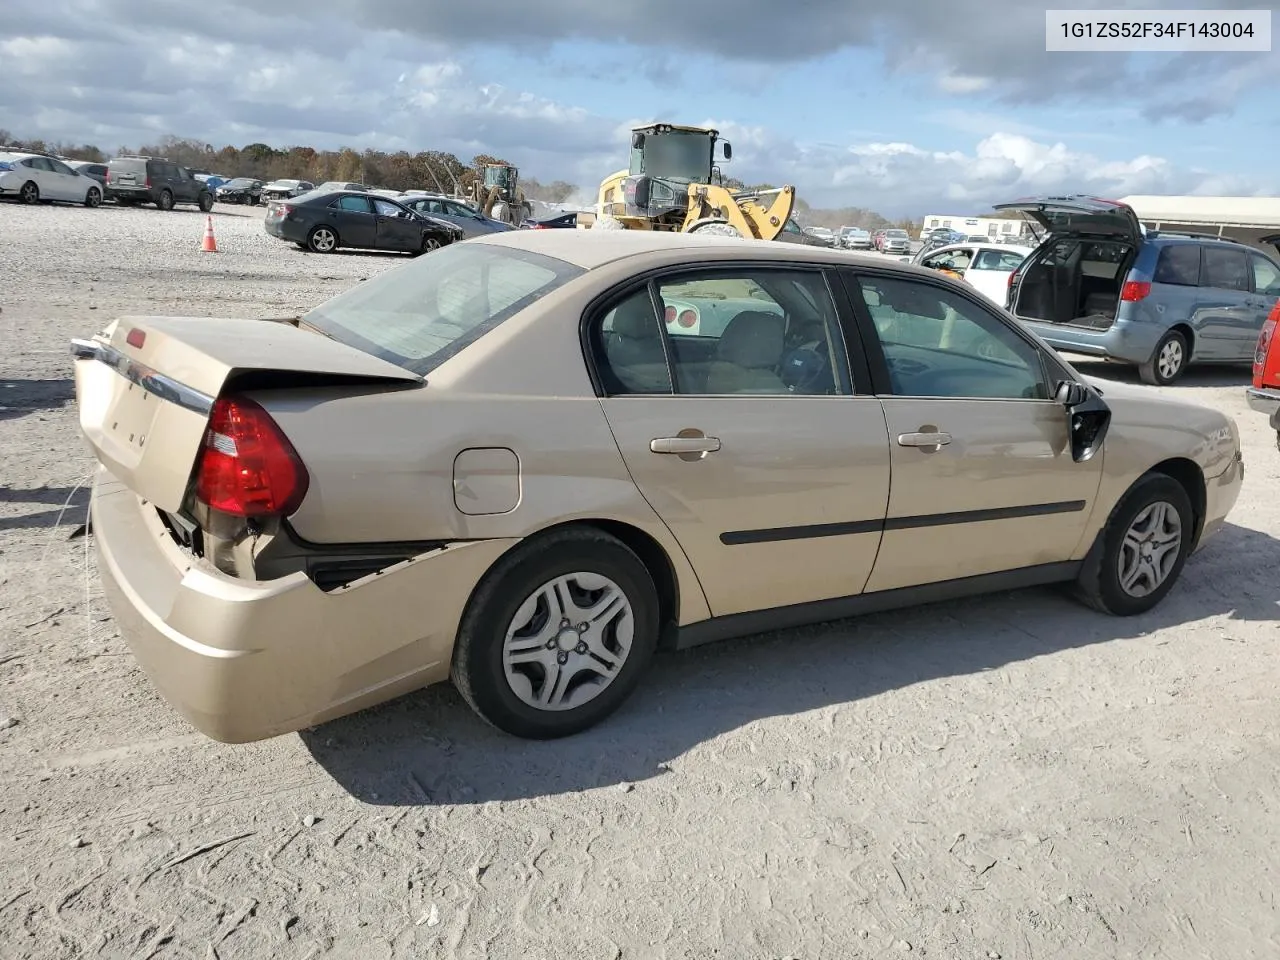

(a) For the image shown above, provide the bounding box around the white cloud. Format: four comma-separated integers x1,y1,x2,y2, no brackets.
937,73,991,95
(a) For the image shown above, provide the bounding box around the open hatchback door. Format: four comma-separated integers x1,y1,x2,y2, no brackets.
992,195,1144,242
71,317,422,514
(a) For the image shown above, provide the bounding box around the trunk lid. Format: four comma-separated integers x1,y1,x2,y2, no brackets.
71,316,421,512
992,195,1143,242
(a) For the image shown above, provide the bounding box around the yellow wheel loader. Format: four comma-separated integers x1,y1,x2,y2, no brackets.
464,164,533,226
577,123,795,240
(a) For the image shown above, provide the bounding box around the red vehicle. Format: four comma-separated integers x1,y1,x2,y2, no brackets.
1248,298,1280,450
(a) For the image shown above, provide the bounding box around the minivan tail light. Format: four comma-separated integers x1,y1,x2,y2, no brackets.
195,395,309,518
1255,304,1278,385
1120,281,1151,302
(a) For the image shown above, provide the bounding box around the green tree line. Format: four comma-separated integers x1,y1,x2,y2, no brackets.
0,128,919,229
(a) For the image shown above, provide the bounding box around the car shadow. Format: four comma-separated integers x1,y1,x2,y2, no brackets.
0,484,91,533
1067,358,1253,389
301,520,1279,807
0,378,74,422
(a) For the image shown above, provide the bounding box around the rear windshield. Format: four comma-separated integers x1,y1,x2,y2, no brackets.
303,243,584,376
110,158,147,173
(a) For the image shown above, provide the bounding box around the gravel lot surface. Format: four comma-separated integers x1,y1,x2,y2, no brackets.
2,201,1279,960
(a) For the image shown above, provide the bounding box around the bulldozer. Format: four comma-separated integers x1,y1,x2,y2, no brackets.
464,163,533,226
578,123,795,240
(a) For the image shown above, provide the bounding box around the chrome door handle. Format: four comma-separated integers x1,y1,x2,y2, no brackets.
650,436,721,454
897,431,952,447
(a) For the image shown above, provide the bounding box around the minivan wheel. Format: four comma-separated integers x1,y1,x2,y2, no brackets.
451,527,660,739
157,189,175,211
1139,330,1188,385
19,181,39,204
306,225,338,252
1072,472,1194,616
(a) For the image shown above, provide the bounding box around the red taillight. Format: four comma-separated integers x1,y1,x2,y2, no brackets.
276,203,292,217
1120,281,1151,302
144,177,151,189
125,327,146,348
531,223,545,229
195,395,309,518
1255,305,1278,386
677,309,696,328
664,305,677,325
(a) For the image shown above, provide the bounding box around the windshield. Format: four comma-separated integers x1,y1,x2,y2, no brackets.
303,243,584,376
224,178,255,188
630,132,712,182
886,230,908,238
483,166,512,188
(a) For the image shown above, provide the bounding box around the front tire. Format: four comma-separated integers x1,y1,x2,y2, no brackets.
84,187,102,208
1073,472,1195,616
307,225,338,253
452,527,660,739
687,218,745,238
1139,330,1188,385
19,181,39,204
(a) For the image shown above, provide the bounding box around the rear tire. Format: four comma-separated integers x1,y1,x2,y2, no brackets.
307,225,338,253
1139,329,1188,385
19,181,39,204
1072,472,1194,616
157,189,175,211
451,527,660,739
84,187,101,208
198,192,214,212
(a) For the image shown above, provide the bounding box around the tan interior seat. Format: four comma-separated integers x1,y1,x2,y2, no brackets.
604,295,670,393
704,310,787,394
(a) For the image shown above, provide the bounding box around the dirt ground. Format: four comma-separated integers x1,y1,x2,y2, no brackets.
2,201,1279,960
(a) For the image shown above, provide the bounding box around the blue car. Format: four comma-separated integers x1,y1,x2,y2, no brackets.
1000,194,1280,384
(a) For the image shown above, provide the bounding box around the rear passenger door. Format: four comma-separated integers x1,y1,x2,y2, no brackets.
588,266,892,618
1197,245,1258,360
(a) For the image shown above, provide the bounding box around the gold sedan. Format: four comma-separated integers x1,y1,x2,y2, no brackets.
71,230,1244,742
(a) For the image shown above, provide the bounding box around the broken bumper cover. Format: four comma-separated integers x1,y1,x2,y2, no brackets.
91,466,517,742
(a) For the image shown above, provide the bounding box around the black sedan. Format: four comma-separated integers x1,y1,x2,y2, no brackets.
217,178,263,204
264,189,462,255
522,211,580,229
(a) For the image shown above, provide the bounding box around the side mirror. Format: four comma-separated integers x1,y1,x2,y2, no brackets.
1055,380,1089,407
631,132,645,150
721,141,733,161
632,176,652,208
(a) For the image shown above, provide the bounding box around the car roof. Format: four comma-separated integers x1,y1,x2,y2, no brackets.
474,227,949,274
928,241,1033,254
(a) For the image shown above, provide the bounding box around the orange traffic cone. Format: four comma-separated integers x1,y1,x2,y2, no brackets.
201,215,218,252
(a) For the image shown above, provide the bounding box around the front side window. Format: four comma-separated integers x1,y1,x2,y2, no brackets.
1201,246,1250,291
855,275,1050,400
373,198,405,216
922,249,973,272
304,244,581,376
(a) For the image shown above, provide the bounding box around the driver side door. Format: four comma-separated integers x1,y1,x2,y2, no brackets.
841,269,1105,592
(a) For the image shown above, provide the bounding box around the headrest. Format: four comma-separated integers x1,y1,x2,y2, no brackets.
612,294,657,339
717,311,784,369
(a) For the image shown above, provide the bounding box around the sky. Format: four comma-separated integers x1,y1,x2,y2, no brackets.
1,0,1276,216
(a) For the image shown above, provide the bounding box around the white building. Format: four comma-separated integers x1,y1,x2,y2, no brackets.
919,214,1032,241
1118,195,1280,252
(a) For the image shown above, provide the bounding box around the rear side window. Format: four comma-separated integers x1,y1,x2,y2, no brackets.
1250,254,1280,297
1154,244,1200,286
302,243,582,376
1201,247,1250,292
